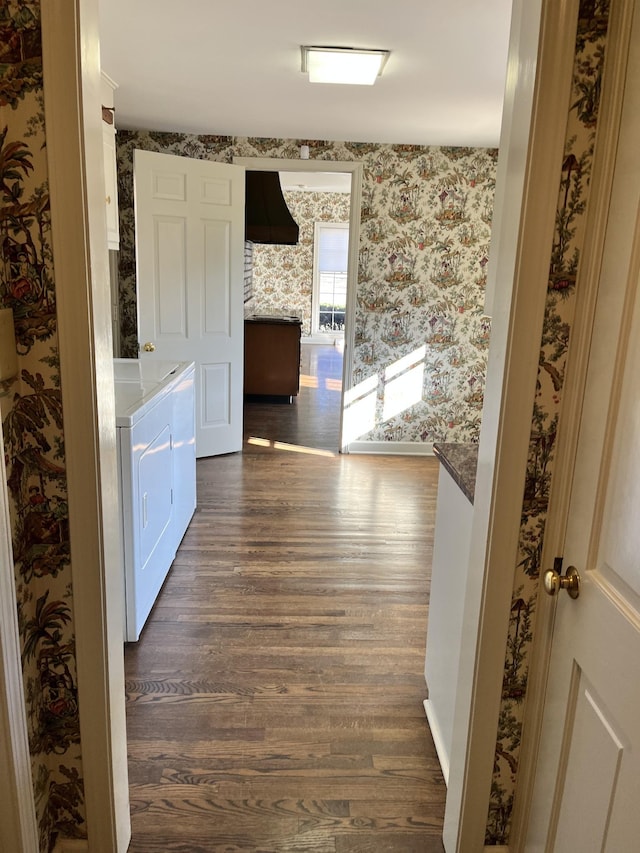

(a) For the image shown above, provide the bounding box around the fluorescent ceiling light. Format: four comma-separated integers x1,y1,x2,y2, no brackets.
301,46,389,86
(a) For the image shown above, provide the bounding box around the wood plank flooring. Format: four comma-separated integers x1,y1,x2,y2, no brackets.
243,342,345,452
125,345,445,852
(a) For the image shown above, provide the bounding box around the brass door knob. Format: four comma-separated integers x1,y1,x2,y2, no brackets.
142,342,156,352
543,565,580,599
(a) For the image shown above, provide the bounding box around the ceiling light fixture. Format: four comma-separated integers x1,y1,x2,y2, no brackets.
301,46,389,86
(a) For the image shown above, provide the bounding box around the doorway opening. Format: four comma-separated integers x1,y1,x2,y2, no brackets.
234,157,363,453
243,342,344,454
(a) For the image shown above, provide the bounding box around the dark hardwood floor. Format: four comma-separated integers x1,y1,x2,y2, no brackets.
243,342,345,452
125,345,445,852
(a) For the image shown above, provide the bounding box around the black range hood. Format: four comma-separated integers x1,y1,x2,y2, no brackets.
245,171,299,245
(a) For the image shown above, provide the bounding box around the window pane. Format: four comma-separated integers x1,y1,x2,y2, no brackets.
319,227,349,272
319,271,346,330
315,223,349,333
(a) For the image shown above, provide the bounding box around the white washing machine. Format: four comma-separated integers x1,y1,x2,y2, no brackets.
114,359,196,641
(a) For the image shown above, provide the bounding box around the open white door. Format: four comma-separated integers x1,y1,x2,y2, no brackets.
526,3,640,847
134,150,245,457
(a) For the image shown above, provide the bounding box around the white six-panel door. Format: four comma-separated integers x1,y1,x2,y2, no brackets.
134,150,245,457
526,2,640,848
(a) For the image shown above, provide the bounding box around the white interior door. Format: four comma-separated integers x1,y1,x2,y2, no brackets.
134,150,245,457
526,4,640,848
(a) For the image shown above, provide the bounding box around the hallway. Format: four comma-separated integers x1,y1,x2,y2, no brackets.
243,342,345,453
124,346,445,852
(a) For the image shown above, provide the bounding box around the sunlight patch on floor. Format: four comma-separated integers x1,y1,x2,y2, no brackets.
299,374,319,388
247,436,337,457
325,378,343,391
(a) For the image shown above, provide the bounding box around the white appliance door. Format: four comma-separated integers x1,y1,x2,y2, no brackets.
171,363,197,541
134,150,245,458
526,4,640,847
122,391,175,641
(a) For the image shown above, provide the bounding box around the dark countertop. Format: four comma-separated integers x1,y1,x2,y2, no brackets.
245,314,302,326
433,442,479,505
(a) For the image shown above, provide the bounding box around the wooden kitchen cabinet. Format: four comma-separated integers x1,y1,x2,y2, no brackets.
244,315,302,398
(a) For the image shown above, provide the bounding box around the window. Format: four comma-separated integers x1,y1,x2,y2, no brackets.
313,222,349,334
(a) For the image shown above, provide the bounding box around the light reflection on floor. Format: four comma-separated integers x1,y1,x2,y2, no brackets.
243,343,343,453
247,436,337,457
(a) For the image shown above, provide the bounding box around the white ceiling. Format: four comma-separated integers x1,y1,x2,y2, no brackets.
99,0,513,148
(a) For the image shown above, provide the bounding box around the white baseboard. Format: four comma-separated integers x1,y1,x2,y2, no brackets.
347,440,435,456
423,699,450,786
52,839,89,853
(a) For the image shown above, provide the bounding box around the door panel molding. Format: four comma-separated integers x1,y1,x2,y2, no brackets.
136,150,245,457
550,672,624,850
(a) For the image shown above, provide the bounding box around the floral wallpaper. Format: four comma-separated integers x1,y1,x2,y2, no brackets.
354,145,495,443
0,1,85,850
251,189,351,335
116,133,497,446
486,0,611,842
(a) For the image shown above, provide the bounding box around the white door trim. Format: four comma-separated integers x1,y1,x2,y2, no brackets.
41,1,130,850
0,417,39,853
443,0,580,847
509,0,636,845
233,156,362,452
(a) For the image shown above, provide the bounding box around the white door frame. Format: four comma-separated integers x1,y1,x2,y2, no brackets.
443,0,582,847
509,0,636,844
234,156,362,452
2,2,130,849
40,1,130,850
